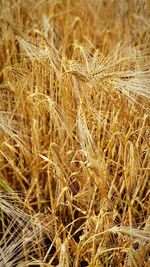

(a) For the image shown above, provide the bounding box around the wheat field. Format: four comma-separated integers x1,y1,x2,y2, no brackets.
0,0,150,266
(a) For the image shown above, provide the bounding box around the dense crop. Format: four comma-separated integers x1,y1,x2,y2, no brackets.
0,1,150,266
